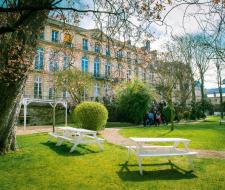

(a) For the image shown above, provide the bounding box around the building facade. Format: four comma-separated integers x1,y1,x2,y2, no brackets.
23,18,157,102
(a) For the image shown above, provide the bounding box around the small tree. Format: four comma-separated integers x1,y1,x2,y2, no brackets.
116,80,155,124
55,67,93,105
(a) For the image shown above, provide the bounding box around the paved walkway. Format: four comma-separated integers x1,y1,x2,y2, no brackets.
17,126,225,159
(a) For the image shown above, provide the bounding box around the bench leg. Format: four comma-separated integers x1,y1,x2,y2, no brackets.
188,156,194,170
97,141,104,151
137,156,143,175
56,138,64,146
70,143,78,153
127,148,131,161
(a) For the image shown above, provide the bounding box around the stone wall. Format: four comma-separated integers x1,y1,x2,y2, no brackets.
18,104,72,126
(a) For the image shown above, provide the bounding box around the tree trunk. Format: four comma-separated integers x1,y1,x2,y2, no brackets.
216,64,224,119
0,77,26,154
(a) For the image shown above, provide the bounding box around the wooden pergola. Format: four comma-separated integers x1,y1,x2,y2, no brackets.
21,97,68,132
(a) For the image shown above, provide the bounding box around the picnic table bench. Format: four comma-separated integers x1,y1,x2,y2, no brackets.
126,137,198,175
48,127,104,152
220,119,225,125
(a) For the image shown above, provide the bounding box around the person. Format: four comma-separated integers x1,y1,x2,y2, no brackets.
143,112,149,127
148,111,154,126
156,112,161,126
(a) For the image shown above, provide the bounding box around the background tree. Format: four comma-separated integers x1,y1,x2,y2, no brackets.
116,80,155,124
55,68,93,106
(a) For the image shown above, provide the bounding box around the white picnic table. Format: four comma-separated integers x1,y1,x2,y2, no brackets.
127,137,198,175
48,127,104,152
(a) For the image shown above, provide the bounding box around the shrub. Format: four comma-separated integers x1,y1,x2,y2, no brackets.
116,80,154,124
73,101,108,131
163,105,175,123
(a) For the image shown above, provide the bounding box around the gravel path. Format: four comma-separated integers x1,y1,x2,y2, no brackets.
17,126,225,159
100,128,225,160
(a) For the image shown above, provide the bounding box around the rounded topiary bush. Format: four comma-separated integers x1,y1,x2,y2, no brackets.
73,101,108,131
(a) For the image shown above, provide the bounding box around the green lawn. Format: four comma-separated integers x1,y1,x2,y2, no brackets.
118,116,225,150
0,131,225,189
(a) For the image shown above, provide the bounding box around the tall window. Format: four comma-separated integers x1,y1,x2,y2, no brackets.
94,43,101,53
34,47,44,70
106,46,110,57
82,39,88,51
127,52,131,64
63,55,70,70
49,51,59,72
142,70,146,82
118,64,122,77
104,83,111,96
39,29,44,40
94,83,100,97
63,90,69,99
116,50,123,59
105,62,111,77
48,87,55,99
126,67,131,81
51,30,59,42
34,76,42,98
94,57,100,77
81,56,88,72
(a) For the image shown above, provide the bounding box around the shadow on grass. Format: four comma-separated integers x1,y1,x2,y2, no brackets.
117,161,197,181
42,141,99,156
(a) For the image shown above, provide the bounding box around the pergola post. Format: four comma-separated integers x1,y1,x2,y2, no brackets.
23,102,27,130
65,102,67,127
52,104,56,133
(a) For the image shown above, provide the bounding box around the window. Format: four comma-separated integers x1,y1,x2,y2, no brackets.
48,87,55,99
81,56,88,72
94,43,101,53
64,33,72,47
118,64,122,77
51,30,59,42
94,57,100,77
94,83,100,97
105,62,111,77
34,76,42,98
49,51,59,72
82,39,88,51
39,29,44,40
63,90,68,99
34,47,44,70
127,52,131,64
104,83,111,96
142,70,146,82
116,50,123,59
63,56,70,70
126,67,131,81
106,46,110,57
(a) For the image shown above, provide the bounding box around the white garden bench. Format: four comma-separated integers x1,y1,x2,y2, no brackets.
48,127,104,153
220,119,225,125
126,137,198,175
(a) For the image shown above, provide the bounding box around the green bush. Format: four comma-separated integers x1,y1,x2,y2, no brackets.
116,80,154,124
73,101,108,131
163,105,175,123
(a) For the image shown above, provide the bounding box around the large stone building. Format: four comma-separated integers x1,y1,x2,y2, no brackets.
19,18,156,125
23,18,156,101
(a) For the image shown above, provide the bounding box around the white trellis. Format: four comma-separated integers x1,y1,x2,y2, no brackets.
21,97,68,131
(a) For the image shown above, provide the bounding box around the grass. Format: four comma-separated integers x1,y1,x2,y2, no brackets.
0,132,224,189
118,116,225,150
0,116,225,189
